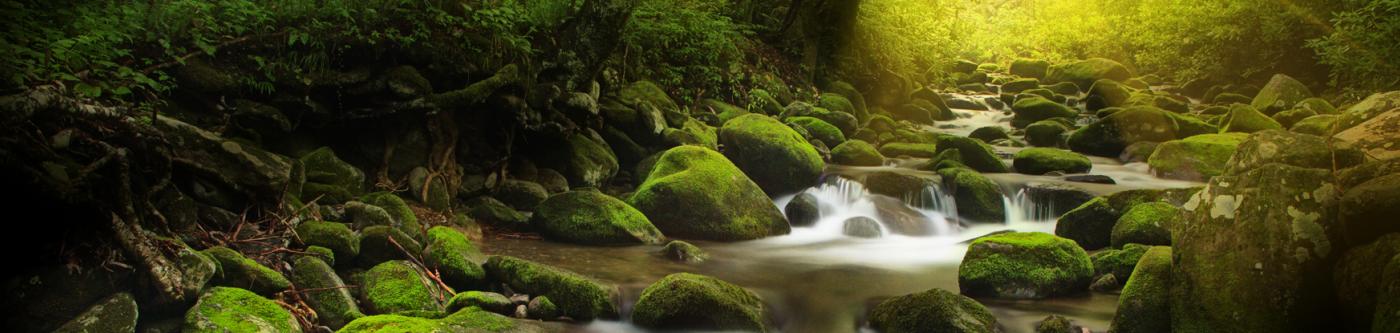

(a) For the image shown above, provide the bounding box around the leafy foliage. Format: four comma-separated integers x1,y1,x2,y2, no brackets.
618,0,752,104
836,0,965,87
1309,0,1400,95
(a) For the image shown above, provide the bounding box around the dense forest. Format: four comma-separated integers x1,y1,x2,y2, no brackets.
1,0,1398,332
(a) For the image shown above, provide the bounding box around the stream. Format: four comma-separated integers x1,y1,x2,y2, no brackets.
482,94,1201,333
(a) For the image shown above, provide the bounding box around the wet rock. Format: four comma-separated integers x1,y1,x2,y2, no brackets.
632,273,769,332
628,146,789,241
938,167,1006,223
423,226,486,290
878,142,939,158
1086,79,1132,111
785,192,821,227
184,287,300,333
1055,197,1118,250
52,293,138,333
1064,174,1115,184
295,221,360,262
1251,74,1313,115
786,116,846,146
446,291,515,315
1119,141,1160,163
781,102,859,135
203,246,291,296
525,296,560,320
1003,78,1041,94
1013,148,1091,175
959,232,1093,299
1035,314,1075,333
531,190,664,245
719,114,825,195
831,140,885,166
842,217,883,238
466,196,529,230
1334,234,1400,331
1012,96,1077,128
946,97,988,110
290,256,363,329
970,126,1012,143
1025,120,1070,147
818,92,867,123
484,256,619,320
868,288,998,333
1111,246,1172,333
1091,243,1151,286
337,307,521,332
1089,274,1120,293
936,135,1009,173
1021,182,1097,217
1147,133,1248,181
862,171,937,198
662,240,709,263
362,260,445,314
300,147,364,204
1068,106,1213,157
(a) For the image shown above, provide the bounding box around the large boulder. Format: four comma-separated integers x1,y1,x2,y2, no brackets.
1336,90,1400,131
531,191,665,245
1224,130,1366,175
1011,59,1051,79
868,288,999,333
295,220,360,262
818,92,867,123
184,287,300,333
1146,133,1248,181
1046,58,1132,91
300,147,364,203
938,168,1006,223
1086,79,1132,111
959,232,1093,298
632,273,769,331
831,140,886,166
1111,202,1181,247
719,114,825,195
786,116,846,146
1340,173,1400,247
1054,197,1117,250
1250,74,1313,115
824,81,869,121
629,146,789,241
154,116,296,199
936,136,1009,173
361,260,445,314
1026,120,1071,147
483,256,619,320
1012,148,1091,175
423,226,487,289
1221,104,1283,134
619,80,682,125
781,103,859,135
1334,234,1400,331
1109,246,1172,333
1011,96,1077,128
52,293,138,333
549,133,619,188
1335,109,1400,160
1067,106,1180,157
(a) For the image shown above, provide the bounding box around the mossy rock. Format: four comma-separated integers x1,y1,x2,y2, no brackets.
780,102,859,136
1225,130,1366,175
824,81,869,119
632,273,768,331
1086,79,1132,111
1026,120,1070,147
290,256,362,329
52,293,138,333
937,168,1006,223
406,167,452,211
785,192,821,227
868,288,998,333
959,232,1093,299
747,88,784,116
704,98,750,124
1012,96,1077,128
969,126,1011,143
1035,315,1074,333
818,92,867,123
357,225,423,267
1220,104,1283,133
493,179,548,211
1043,82,1082,95
1250,74,1313,115
362,260,445,314
601,97,666,143
878,142,939,158
184,287,300,333
785,116,846,146
555,133,620,188
662,240,709,263
1002,78,1041,94
423,226,486,290
1011,59,1051,79
1067,106,1183,157
1110,246,1172,333
483,256,618,320
1111,202,1181,247
1340,174,1400,247
531,190,664,245
629,146,789,241
446,291,514,314
1012,148,1091,175
1212,92,1252,105
892,103,935,125
1054,197,1118,250
1271,107,1317,128
663,118,720,150
1046,58,1132,91
300,147,365,203
1288,114,1339,136
295,221,360,262
936,135,1008,173
619,80,680,117
360,192,421,235
466,197,529,230
203,246,291,296
718,114,825,195
338,307,519,333
1333,233,1400,331
1146,133,1247,181
1091,243,1150,286
831,140,885,166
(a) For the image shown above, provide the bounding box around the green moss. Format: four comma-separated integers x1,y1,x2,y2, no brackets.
466,196,529,229
300,147,364,204
1002,78,1041,93
1011,96,1077,128
1067,106,1181,157
1225,130,1366,175
1086,79,1132,110
1375,253,1400,332
560,133,620,188
704,98,750,124
52,292,138,333
203,246,291,296
718,114,824,195
337,314,443,332
936,135,1008,173
969,126,1011,143
1271,107,1317,128
184,287,300,333
1046,58,1132,90
296,221,360,261
878,142,939,158
1289,114,1340,135
530,190,664,245
629,146,790,241
1026,120,1070,147
664,118,719,150
1221,104,1284,133
483,256,618,320
527,296,561,319
1043,82,1081,95
360,192,421,234
1111,202,1180,248
1250,74,1313,115
304,246,335,266
786,116,846,146
1011,59,1051,79
1012,148,1091,175
1147,133,1248,181
830,140,885,166
620,80,680,114
1035,315,1074,333
1110,246,1172,333
1091,243,1151,283
938,168,1006,223
958,232,1093,298
662,240,709,263
440,307,517,331
632,273,767,332
446,291,514,314
492,179,548,211
869,288,998,333
818,92,867,123
290,256,362,329
423,226,486,290
747,88,784,116
824,81,869,120
361,260,444,314
1055,197,1118,250
357,225,423,267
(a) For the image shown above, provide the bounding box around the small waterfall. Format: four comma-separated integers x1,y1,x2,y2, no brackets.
1005,188,1059,223
791,176,962,237
905,185,958,221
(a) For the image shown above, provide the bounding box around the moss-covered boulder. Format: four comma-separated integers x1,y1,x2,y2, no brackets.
1333,234,1400,331
337,307,521,332
936,136,1009,173
868,288,998,333
203,246,291,296
531,190,664,245
1147,133,1247,181
184,287,300,333
1225,130,1366,175
831,140,885,166
1272,107,1317,129
52,293,137,333
1011,59,1051,79
1091,243,1150,286
1046,58,1132,91
1012,96,1077,128
785,192,821,227
446,291,514,315
619,80,680,121
483,256,618,320
467,196,529,230
781,102,859,136
601,96,666,143
1335,90,1400,131
360,192,421,234
295,221,360,262
892,103,935,124
1068,106,1206,157
1012,148,1091,175
1110,246,1172,333
785,116,846,146
1250,74,1313,115
300,147,365,203
1335,109,1400,161
493,179,548,211
969,126,1012,143
1111,202,1180,247
423,226,486,290
959,232,1093,299
938,167,1006,223
1221,104,1283,133
662,240,709,263
629,146,789,241
1026,120,1071,147
552,133,619,188
361,260,445,314
825,81,869,119
632,273,768,331
818,92,867,123
290,256,362,329
357,225,423,267
1002,78,1041,94
719,114,825,195
878,142,939,158
1035,315,1075,333
1054,197,1118,250
1172,163,1343,332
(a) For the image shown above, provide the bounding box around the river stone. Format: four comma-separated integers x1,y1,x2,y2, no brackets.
825,81,870,120
1020,182,1096,217
446,291,515,315
1172,163,1342,332
1012,96,1077,128
970,127,1012,145
1111,202,1181,247
1035,315,1075,333
879,142,939,158
632,273,768,331
936,135,1009,173
1055,197,1117,250
1147,133,1248,181
548,133,619,188
360,192,421,232
1013,148,1091,175
719,114,825,195
938,167,1007,223
628,146,789,241
1251,74,1313,115
1025,120,1070,147
831,140,885,166
662,240,709,263
184,287,300,333
1224,130,1366,175
290,256,362,329
1046,58,1132,91
1221,104,1283,134
52,292,138,333
862,171,937,198
1110,246,1172,333
870,195,939,236
868,288,998,333
1068,106,1193,157
530,190,664,245
1011,59,1050,79
786,116,846,146
423,226,486,290
493,179,548,211
785,192,821,227
361,260,444,314
337,307,522,332
959,232,1093,299
295,220,360,262
842,217,883,238
466,196,529,230
1333,234,1400,331
203,246,291,297
1085,79,1132,111
1002,78,1040,94
1091,243,1150,285
483,256,618,320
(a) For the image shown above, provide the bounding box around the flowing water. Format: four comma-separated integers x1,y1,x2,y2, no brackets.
483,98,1201,333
